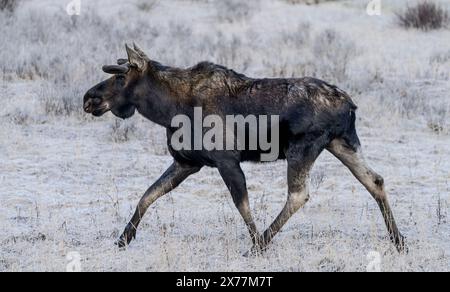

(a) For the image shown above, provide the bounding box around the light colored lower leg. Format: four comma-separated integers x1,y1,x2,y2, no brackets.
328,139,405,251
262,179,310,246
237,200,261,244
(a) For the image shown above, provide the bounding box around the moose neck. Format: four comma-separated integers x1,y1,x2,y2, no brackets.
133,62,191,129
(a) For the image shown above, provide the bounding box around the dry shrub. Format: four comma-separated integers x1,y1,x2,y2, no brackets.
0,0,19,12
397,1,449,31
215,0,256,23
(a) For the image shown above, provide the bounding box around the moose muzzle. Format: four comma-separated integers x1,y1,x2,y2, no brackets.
83,90,105,115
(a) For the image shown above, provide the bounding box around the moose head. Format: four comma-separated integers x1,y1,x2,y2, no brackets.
83,43,149,119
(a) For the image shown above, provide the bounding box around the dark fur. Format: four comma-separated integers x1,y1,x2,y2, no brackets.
83,46,405,254
87,61,357,165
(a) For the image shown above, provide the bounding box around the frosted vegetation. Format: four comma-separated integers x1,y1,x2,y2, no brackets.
0,0,449,271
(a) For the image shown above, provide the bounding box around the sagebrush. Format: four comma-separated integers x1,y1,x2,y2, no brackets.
397,1,449,31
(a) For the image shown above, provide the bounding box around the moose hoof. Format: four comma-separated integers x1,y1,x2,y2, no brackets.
395,234,408,254
243,244,266,258
115,224,137,249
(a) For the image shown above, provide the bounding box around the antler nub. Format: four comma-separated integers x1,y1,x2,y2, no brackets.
102,65,130,74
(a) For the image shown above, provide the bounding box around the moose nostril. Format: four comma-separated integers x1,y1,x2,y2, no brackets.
84,100,92,112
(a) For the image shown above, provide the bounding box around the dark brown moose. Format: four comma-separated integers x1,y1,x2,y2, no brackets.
83,44,406,255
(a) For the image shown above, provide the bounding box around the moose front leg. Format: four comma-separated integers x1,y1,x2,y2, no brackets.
249,139,321,255
117,161,201,248
217,162,262,251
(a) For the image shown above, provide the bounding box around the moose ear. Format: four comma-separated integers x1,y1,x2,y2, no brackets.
133,42,149,59
126,44,147,72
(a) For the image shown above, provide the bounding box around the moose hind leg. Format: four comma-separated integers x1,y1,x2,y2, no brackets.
327,138,406,252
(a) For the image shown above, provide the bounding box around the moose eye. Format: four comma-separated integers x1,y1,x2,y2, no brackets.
116,75,126,81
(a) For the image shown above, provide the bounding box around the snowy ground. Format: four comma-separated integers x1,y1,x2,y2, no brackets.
0,0,449,271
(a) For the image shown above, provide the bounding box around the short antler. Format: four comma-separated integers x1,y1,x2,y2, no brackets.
102,64,130,74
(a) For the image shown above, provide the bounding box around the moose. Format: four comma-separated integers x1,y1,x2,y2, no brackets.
83,44,406,254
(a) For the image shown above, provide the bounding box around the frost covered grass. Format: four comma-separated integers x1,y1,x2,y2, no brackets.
0,0,449,272
215,0,257,23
